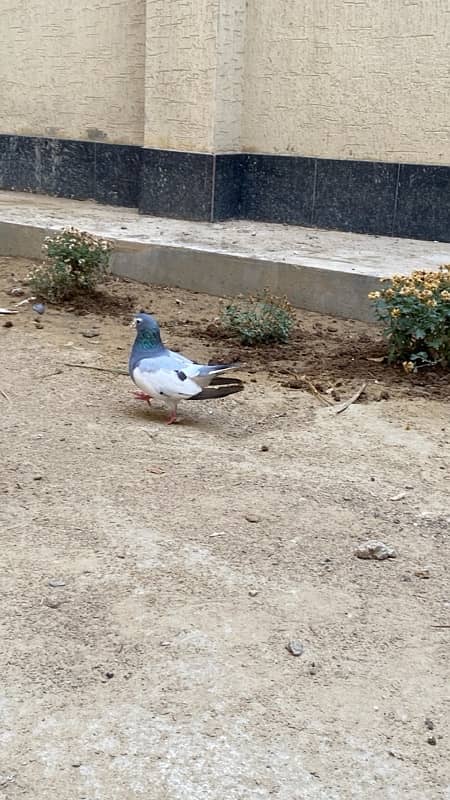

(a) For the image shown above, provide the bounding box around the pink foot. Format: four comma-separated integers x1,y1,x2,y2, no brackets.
166,412,178,425
134,391,152,403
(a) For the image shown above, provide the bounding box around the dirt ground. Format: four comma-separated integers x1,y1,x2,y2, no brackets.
1,257,449,800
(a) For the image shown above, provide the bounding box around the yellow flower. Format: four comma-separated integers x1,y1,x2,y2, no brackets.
426,299,437,308
402,361,415,373
368,291,381,300
391,307,401,317
441,289,450,301
385,288,395,299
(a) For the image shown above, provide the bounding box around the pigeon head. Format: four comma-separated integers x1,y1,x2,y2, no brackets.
134,311,161,336
129,311,164,372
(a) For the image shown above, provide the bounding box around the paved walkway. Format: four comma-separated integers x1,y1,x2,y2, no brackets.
1,191,449,320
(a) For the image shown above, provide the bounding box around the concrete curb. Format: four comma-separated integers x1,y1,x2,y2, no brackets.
0,220,380,321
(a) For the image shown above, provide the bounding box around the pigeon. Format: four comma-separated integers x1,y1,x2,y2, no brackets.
129,311,243,424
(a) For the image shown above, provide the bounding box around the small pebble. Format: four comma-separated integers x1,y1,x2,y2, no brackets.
7,287,25,296
105,671,114,679
260,445,269,452
245,514,261,523
3,320,13,328
44,596,61,609
248,589,258,597
71,761,82,768
427,735,437,746
414,568,431,579
425,718,434,731
82,330,100,338
47,578,66,588
355,540,397,561
32,303,46,315
286,640,304,657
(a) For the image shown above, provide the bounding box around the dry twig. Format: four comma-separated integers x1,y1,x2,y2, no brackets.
333,383,367,414
64,362,127,375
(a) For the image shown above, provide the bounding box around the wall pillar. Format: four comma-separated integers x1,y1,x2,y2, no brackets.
139,0,247,220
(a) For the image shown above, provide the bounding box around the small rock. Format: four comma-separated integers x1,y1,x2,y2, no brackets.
160,641,171,647
7,287,25,296
82,330,100,338
378,390,390,401
425,718,434,731
308,661,318,675
105,671,114,679
245,514,261,523
47,578,66,588
33,475,43,481
260,445,269,452
427,735,437,746
44,596,61,609
71,761,82,768
248,589,258,597
286,639,304,657
32,303,46,315
414,568,431,579
354,540,397,561
3,320,13,328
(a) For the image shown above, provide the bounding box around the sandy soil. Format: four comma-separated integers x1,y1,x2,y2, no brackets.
1,257,449,800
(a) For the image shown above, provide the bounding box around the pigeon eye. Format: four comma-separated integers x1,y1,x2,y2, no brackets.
135,317,142,323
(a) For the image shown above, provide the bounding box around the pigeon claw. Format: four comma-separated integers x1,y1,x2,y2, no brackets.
134,391,152,402
166,411,178,425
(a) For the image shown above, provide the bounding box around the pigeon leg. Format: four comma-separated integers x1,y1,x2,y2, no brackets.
166,402,178,425
134,391,152,403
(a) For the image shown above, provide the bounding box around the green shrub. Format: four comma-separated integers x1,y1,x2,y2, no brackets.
28,227,111,302
220,289,295,345
369,266,450,370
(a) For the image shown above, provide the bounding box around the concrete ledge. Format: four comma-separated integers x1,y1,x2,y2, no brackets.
111,244,381,321
1,191,449,322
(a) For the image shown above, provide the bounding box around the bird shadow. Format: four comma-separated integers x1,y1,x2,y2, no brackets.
123,401,221,431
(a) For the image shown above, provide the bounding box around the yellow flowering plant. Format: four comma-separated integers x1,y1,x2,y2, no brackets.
368,266,450,369
28,227,112,302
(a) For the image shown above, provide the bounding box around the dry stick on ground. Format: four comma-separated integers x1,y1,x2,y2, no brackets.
300,375,335,407
333,382,367,414
64,362,128,375
0,389,10,401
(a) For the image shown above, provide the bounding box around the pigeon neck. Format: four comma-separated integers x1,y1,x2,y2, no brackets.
136,328,162,350
129,328,164,371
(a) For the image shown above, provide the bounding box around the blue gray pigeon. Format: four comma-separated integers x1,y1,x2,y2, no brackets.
129,312,243,424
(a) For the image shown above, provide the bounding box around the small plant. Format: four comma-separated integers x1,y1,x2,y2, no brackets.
220,289,295,345
368,266,450,370
28,227,111,302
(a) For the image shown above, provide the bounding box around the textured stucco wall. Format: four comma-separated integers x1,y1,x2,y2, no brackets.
1,0,449,162
0,0,146,145
144,0,246,152
144,0,218,151
241,0,450,164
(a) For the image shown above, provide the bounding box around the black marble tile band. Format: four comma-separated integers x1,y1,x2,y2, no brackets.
0,134,449,241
